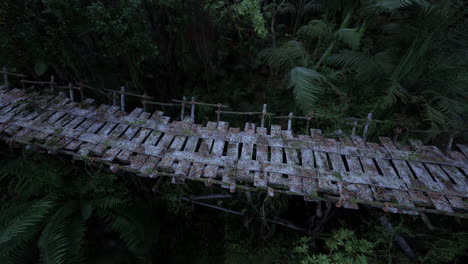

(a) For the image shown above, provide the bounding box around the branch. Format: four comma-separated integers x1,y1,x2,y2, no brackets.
181,198,309,233
379,215,417,259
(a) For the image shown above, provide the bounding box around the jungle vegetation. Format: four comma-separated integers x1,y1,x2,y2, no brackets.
0,0,467,263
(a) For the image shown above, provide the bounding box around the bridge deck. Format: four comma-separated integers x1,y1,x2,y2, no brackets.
0,87,467,217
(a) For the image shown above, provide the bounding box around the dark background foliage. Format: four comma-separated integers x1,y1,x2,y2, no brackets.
0,0,467,263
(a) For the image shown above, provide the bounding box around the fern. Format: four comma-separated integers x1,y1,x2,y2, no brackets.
36,203,80,264
0,195,57,245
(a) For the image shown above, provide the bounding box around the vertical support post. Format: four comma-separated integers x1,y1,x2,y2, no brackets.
261,104,267,128
68,83,74,102
142,93,149,112
79,87,85,102
50,75,55,94
181,96,186,121
3,66,9,90
351,121,358,136
447,131,456,152
287,112,293,131
393,127,402,143
190,97,196,122
216,103,221,123
362,113,372,141
120,86,125,112
112,91,117,106
306,116,311,132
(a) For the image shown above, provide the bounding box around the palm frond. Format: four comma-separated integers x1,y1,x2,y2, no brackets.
258,41,309,72
289,67,331,111
370,0,429,12
327,50,386,82
304,0,322,13
297,19,333,41
335,28,361,50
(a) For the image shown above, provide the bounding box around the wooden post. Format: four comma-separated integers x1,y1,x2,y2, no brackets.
112,90,117,106
142,93,149,112
447,131,456,152
79,87,85,102
216,103,221,123
393,127,402,142
351,121,358,136
50,75,55,94
181,96,186,121
261,104,267,128
287,112,293,131
306,116,312,132
190,97,196,122
68,83,74,102
362,113,372,141
120,86,125,112
3,66,9,90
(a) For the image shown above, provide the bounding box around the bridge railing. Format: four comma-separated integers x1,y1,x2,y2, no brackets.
1,66,463,149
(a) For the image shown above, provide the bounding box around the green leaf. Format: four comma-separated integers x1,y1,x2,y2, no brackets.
34,62,49,76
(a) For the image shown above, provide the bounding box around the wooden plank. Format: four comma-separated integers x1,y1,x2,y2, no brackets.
140,156,162,177
327,139,359,210
254,143,268,188
284,147,303,194
222,141,238,185
298,136,319,201
101,109,146,161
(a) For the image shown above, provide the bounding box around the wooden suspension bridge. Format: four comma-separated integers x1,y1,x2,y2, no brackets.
0,69,467,218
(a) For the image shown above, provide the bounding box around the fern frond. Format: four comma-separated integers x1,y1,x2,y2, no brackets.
93,196,127,209
37,203,76,264
64,218,86,264
0,195,57,246
1,238,36,264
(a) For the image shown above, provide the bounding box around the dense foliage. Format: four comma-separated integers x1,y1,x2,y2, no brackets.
0,1,467,263
1,0,466,139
